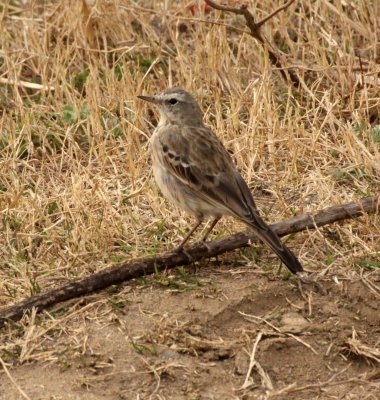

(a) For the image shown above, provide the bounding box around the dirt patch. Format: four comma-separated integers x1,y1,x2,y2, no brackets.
1,264,379,399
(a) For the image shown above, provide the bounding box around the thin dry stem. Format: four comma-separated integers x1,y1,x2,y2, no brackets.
240,331,274,390
239,312,318,355
0,357,32,400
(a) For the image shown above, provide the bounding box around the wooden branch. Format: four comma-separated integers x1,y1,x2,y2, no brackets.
256,0,296,28
204,0,300,87
0,196,378,329
203,0,245,14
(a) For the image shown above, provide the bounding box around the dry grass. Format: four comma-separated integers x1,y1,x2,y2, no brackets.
0,0,379,398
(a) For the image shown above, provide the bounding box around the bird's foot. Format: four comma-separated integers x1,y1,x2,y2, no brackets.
172,245,193,261
195,239,212,253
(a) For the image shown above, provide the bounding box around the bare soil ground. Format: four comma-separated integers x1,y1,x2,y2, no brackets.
0,0,379,399
1,258,380,399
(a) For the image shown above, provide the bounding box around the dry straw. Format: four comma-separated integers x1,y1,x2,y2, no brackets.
0,0,379,396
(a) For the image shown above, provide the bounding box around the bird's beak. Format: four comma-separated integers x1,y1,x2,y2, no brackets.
137,95,159,104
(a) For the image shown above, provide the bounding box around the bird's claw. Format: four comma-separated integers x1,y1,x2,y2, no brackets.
172,245,193,261
196,240,212,253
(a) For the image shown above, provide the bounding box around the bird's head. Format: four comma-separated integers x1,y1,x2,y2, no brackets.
138,87,203,126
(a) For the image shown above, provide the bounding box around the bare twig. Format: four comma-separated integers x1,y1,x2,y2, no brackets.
0,196,378,329
240,331,274,390
239,312,318,355
203,0,246,14
360,275,380,298
345,329,380,363
256,0,296,28
0,77,55,91
204,0,300,86
270,365,353,397
270,368,380,397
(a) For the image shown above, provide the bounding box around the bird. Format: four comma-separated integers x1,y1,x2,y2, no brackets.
138,87,303,274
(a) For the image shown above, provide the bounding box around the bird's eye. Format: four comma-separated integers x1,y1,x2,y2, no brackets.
168,98,178,105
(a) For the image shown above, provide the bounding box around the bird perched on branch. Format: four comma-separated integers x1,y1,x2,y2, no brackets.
138,88,303,274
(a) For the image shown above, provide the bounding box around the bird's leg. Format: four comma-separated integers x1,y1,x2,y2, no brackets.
175,219,203,252
202,217,221,242
195,217,222,253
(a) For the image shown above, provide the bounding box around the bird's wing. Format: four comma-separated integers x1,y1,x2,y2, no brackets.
156,124,258,219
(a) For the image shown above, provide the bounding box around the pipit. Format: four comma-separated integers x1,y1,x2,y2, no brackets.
138,88,303,274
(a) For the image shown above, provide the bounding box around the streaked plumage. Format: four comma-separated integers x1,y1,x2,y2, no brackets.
138,88,303,274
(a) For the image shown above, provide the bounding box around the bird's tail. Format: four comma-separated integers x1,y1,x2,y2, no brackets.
245,219,303,274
